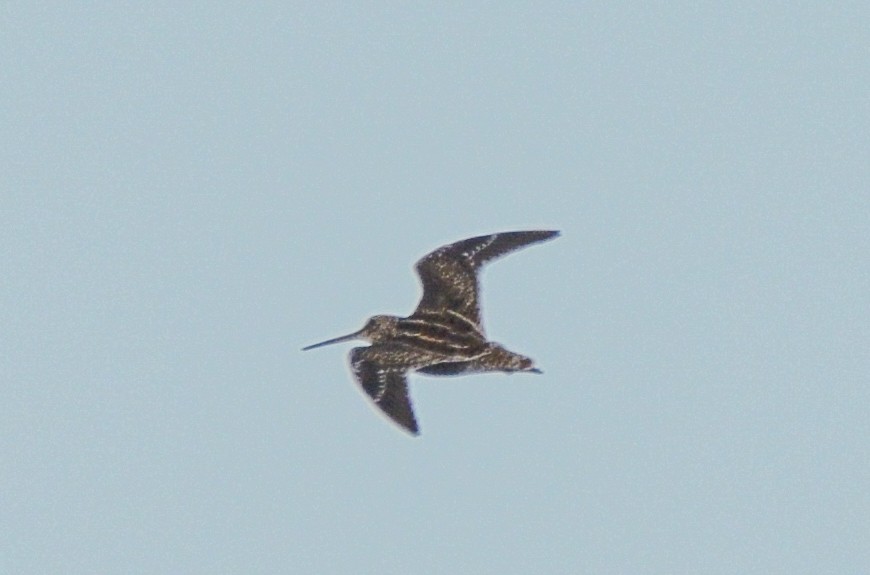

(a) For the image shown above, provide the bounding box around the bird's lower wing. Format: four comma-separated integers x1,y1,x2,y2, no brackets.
350,347,421,435
416,360,480,377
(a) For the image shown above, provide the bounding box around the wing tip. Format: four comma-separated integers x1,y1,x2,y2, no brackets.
494,229,560,243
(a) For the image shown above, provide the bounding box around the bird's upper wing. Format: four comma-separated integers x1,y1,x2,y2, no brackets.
411,230,559,332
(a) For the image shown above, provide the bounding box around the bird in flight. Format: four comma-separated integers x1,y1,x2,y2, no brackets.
303,230,559,435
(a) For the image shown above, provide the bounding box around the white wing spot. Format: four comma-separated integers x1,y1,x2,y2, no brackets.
374,369,389,402
461,234,496,263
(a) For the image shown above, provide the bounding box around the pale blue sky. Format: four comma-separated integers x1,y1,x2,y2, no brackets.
2,3,868,574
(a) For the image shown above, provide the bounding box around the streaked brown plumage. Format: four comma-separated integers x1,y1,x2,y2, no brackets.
302,230,559,435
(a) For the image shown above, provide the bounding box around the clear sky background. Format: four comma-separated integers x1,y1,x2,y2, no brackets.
2,4,868,574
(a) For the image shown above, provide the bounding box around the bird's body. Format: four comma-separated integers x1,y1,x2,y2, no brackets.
303,230,559,435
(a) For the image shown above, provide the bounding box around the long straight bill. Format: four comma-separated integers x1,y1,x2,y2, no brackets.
301,330,362,351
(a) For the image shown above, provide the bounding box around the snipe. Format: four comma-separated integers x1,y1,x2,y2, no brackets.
303,230,559,435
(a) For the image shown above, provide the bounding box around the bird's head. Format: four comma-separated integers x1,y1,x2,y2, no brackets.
302,315,399,351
